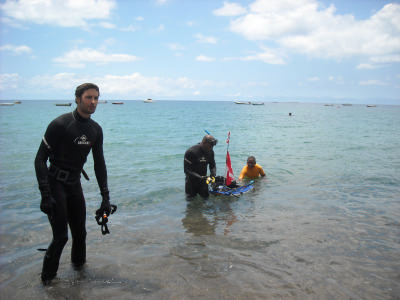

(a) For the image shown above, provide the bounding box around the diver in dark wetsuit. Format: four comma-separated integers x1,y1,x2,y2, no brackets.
184,135,217,199
34,83,111,284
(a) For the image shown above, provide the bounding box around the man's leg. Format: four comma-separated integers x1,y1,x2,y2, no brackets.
185,178,198,199
67,182,87,268
42,180,68,283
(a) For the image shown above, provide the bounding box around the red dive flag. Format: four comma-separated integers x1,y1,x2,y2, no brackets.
225,151,235,186
225,131,235,185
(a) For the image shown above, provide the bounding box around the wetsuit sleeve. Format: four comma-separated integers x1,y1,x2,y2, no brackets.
239,166,247,180
92,127,108,193
184,149,202,181
209,151,216,177
34,120,63,191
258,165,266,176
34,140,51,190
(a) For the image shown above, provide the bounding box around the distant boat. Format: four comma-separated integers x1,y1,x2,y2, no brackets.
342,104,352,106
0,103,15,106
14,101,22,104
324,104,334,106
144,98,155,103
98,100,107,104
366,105,377,107
251,102,264,105
112,102,124,105
55,103,72,106
234,101,251,105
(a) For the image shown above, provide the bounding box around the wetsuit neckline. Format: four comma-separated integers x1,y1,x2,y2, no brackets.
73,109,90,122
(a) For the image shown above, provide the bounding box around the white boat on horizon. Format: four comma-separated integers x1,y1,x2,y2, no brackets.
144,98,155,103
234,101,251,105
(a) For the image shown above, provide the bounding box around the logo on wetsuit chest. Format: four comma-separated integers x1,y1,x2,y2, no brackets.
199,157,207,163
74,135,92,146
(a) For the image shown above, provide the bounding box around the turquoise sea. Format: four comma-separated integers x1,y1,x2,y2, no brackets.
0,100,399,299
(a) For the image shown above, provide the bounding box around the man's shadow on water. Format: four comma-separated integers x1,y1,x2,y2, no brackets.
181,197,238,236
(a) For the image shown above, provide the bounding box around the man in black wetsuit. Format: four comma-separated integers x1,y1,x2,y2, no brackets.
184,135,217,199
34,83,111,284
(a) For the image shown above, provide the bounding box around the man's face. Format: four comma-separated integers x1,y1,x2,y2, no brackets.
77,88,99,116
203,142,214,153
247,159,256,168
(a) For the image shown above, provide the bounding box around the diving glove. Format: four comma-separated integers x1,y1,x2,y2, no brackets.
205,176,215,184
39,188,56,216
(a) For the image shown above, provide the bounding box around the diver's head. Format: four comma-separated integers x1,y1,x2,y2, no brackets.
201,135,218,152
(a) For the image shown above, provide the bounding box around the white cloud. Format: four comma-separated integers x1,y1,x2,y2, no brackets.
359,80,387,86
0,73,20,90
25,73,217,98
0,44,32,55
53,48,141,68
0,0,116,28
224,45,286,64
196,55,216,62
222,0,400,66
242,81,257,87
213,1,247,16
194,33,218,44
308,77,320,82
166,43,185,51
30,73,82,92
121,25,140,32
356,63,376,70
98,21,116,29
153,24,165,32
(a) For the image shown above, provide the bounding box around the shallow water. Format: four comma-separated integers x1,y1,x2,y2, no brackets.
0,101,399,299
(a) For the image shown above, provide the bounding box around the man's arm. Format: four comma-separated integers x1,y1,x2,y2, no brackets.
209,151,216,177
34,119,61,190
92,128,108,193
34,138,51,189
259,165,266,177
34,123,59,216
184,150,202,181
239,166,246,180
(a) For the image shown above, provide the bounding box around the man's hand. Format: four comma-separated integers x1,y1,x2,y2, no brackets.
40,190,56,216
100,190,111,216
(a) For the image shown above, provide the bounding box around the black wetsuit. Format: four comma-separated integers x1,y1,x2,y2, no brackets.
34,109,108,281
184,144,216,198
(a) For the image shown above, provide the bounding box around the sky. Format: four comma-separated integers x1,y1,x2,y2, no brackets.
0,0,399,104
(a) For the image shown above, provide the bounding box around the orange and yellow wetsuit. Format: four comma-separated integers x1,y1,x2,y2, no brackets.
239,164,265,180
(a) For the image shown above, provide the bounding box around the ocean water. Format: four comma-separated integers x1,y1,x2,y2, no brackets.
0,100,399,299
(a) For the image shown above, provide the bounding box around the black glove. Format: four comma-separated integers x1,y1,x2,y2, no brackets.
40,188,56,216
99,190,111,216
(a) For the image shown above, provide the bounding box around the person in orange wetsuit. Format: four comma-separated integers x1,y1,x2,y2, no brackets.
239,156,266,180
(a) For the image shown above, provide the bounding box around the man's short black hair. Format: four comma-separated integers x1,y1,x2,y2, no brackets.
75,83,100,99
